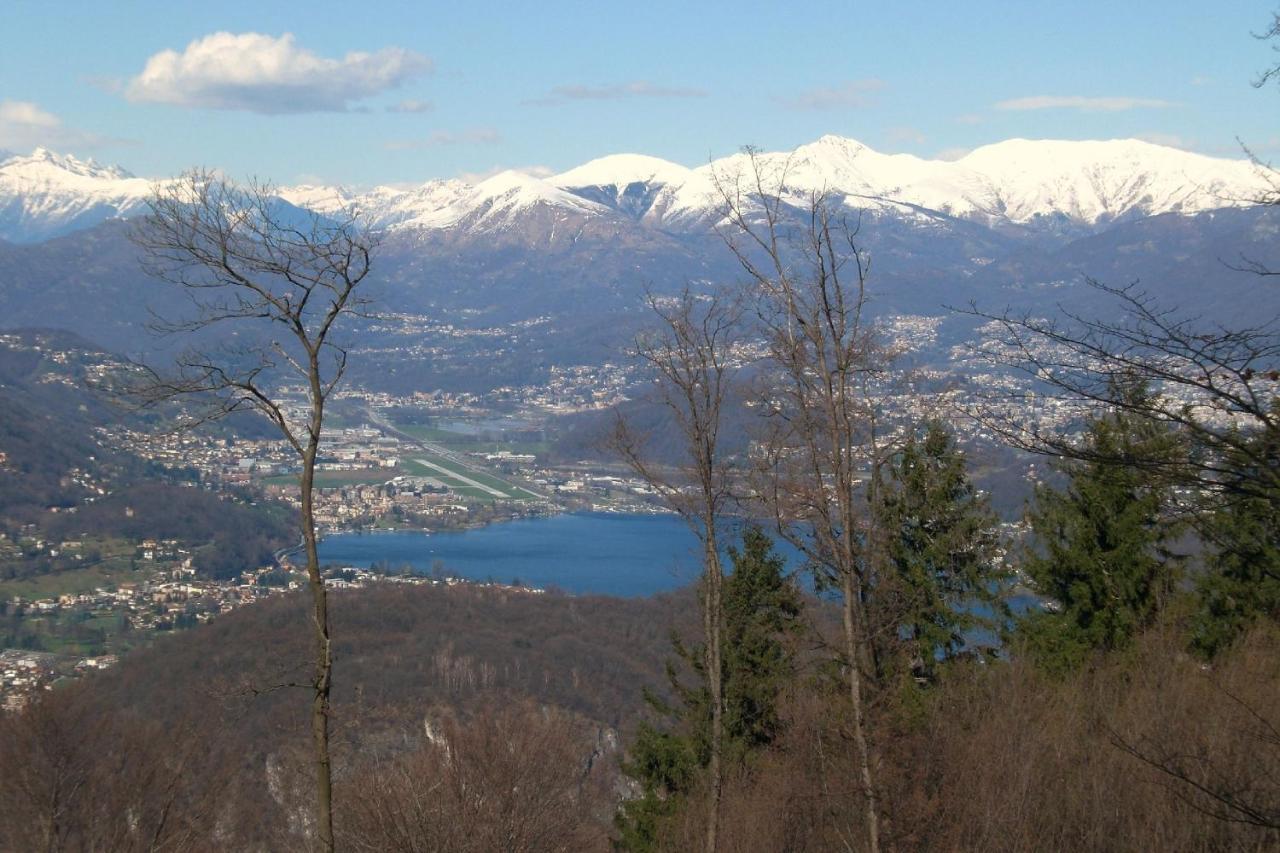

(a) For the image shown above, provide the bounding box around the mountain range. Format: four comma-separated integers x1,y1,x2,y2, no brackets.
0,136,1276,396
0,136,1268,245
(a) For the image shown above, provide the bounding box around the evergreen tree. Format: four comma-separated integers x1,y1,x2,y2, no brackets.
1192,430,1280,657
721,526,804,759
1018,393,1181,673
876,421,1003,683
616,527,803,850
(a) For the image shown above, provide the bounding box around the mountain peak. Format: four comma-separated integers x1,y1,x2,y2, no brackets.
0,148,151,242
811,134,872,153
552,154,693,189
5,147,136,181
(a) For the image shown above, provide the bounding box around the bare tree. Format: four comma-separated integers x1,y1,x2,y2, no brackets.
1254,10,1280,91
959,278,1280,513
614,286,742,852
131,169,377,853
337,701,608,852
0,687,233,852
715,151,909,853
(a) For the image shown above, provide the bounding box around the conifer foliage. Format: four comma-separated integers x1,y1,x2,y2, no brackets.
1018,389,1182,671
616,527,803,851
1193,428,1280,657
876,421,1004,683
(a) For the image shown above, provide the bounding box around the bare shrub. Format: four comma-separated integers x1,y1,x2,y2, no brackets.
0,685,233,851
337,700,613,852
889,625,1280,851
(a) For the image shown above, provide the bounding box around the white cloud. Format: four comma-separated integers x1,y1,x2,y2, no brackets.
994,95,1173,112
384,128,502,150
388,98,434,114
775,79,884,110
0,101,59,129
125,32,432,114
0,99,125,152
934,147,973,162
531,80,707,104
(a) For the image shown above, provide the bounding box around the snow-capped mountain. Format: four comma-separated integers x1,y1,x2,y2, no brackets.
0,136,1268,244
648,136,1265,231
0,149,153,243
551,154,694,221
278,179,471,230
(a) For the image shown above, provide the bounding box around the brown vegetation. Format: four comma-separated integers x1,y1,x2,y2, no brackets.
337,701,612,852
2,582,1279,851
0,583,690,850
652,624,1280,852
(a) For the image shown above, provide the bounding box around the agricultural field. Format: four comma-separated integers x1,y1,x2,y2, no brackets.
0,561,154,601
393,422,552,457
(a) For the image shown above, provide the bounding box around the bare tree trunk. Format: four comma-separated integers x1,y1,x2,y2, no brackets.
713,157,897,852
303,392,335,853
614,287,740,852
704,524,724,853
841,571,880,853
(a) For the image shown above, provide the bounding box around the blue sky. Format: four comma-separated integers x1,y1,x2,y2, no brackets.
2,1,1276,185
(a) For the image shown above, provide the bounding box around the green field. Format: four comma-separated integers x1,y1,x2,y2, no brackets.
394,423,551,456
0,562,152,600
395,424,469,444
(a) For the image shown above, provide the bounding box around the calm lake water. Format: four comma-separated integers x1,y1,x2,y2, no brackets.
319,512,1038,640
318,512,714,597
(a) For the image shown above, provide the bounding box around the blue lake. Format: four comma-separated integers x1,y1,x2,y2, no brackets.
318,512,1037,618
318,512,717,597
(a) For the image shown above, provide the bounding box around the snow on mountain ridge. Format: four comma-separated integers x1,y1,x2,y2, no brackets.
0,137,1269,243
0,148,153,242
656,136,1265,228
952,138,1261,224
552,154,693,190
278,179,471,229
409,170,611,231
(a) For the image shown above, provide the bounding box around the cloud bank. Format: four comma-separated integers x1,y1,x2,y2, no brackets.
384,128,502,150
125,32,432,114
532,80,706,104
775,79,885,110
994,95,1172,112
0,100,123,152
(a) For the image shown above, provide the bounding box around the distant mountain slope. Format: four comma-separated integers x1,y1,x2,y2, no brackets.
3,202,1277,392
0,137,1268,244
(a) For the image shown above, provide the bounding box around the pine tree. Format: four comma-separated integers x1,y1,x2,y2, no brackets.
876,421,1003,684
721,526,804,758
615,527,803,850
1018,393,1181,673
1192,430,1280,657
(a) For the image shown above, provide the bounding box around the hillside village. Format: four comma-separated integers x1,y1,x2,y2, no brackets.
2,556,544,711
